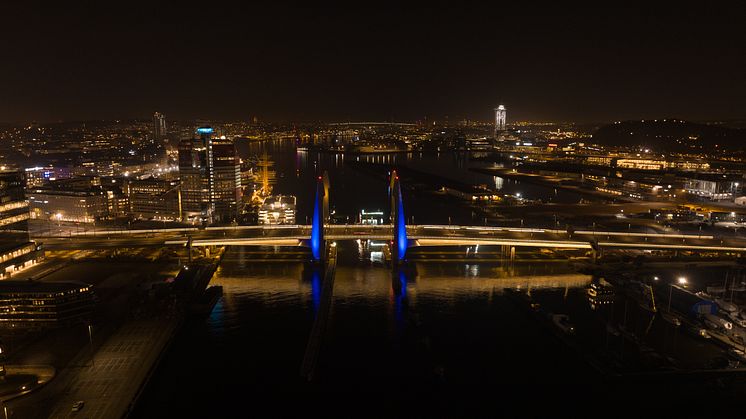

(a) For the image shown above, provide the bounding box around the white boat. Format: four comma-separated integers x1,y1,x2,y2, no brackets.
258,195,297,225
704,314,733,331
715,298,739,314
726,311,746,328
686,324,711,339
707,286,726,294
728,347,746,362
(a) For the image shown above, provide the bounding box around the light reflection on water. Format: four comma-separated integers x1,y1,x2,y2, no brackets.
208,241,592,322
134,242,602,417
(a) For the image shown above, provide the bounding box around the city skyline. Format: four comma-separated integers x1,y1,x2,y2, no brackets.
5,4,746,417
3,4,746,124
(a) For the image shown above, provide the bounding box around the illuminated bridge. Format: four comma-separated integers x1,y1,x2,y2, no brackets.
38,223,746,257
36,171,746,258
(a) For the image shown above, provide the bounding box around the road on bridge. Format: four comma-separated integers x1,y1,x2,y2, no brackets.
34,224,746,253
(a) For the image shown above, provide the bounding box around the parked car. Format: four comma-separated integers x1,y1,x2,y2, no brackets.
72,401,85,412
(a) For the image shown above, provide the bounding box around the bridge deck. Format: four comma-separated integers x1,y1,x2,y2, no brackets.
34,224,746,253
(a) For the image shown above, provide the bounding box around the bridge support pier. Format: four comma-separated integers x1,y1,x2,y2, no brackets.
590,239,601,263
501,245,515,262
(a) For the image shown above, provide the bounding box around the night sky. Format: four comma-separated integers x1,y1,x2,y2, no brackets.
3,3,745,123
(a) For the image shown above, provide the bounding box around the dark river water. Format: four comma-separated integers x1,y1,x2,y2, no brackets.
132,143,744,417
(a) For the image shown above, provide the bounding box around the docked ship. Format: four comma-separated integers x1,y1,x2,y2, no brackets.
248,151,275,205
466,137,492,151
258,195,297,225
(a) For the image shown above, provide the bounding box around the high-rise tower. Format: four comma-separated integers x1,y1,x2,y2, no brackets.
494,105,506,134
209,134,242,223
153,112,167,141
177,126,241,224
178,130,210,222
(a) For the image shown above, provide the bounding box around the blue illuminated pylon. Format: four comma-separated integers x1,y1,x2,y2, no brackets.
390,170,408,262
311,175,325,262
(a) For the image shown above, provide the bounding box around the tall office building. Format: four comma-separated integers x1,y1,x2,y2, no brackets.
0,170,42,279
177,126,241,224
209,135,242,222
153,112,167,141
494,105,506,134
178,132,210,222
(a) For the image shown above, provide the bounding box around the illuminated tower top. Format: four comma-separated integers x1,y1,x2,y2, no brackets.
196,126,214,138
495,105,506,133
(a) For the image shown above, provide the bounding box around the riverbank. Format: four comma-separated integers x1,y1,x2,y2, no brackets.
471,166,633,202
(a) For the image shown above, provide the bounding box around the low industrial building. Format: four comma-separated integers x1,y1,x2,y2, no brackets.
683,174,741,201
27,177,126,222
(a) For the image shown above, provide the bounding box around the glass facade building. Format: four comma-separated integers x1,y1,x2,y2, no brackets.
0,281,94,326
0,170,42,279
178,127,241,224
